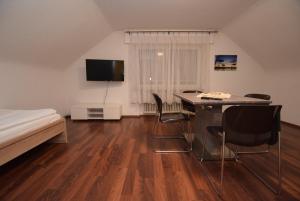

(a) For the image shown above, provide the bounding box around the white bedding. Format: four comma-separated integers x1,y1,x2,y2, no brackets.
0,109,61,149
0,109,57,131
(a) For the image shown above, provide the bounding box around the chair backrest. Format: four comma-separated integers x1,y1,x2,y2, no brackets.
183,90,202,94
152,93,163,118
245,93,271,100
222,105,282,146
181,90,202,112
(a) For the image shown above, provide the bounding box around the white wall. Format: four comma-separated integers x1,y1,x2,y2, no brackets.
0,0,112,67
264,69,300,125
65,31,266,116
0,0,113,116
222,0,300,125
209,33,266,95
65,32,140,115
0,61,67,115
1,0,298,125
2,29,297,124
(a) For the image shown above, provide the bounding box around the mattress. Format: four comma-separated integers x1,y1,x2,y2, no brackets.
0,109,57,131
0,109,61,149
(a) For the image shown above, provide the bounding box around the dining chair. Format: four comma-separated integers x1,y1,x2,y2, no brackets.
181,90,202,114
152,93,193,153
237,93,272,155
180,90,202,145
205,105,282,195
245,93,271,100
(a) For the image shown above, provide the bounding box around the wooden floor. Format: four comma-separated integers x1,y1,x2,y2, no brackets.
0,117,299,201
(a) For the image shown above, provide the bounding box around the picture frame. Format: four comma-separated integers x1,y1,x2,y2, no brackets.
215,55,237,71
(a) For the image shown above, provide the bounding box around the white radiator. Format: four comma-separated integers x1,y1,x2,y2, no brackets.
143,103,182,114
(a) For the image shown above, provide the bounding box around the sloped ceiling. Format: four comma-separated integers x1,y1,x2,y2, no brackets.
222,0,300,70
0,0,260,67
0,0,112,67
95,0,258,30
222,0,300,125
2,0,298,69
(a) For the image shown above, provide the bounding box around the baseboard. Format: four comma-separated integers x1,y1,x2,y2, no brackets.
281,121,300,129
121,115,141,118
141,113,155,116
122,114,156,118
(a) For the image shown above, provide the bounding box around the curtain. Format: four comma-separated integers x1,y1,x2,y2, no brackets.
127,32,213,104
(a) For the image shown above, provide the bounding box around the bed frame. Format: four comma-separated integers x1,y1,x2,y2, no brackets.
0,117,67,166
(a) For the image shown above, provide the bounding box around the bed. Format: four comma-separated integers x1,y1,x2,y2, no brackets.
0,109,67,166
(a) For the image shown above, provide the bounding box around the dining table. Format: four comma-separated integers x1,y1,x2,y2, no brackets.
175,92,272,160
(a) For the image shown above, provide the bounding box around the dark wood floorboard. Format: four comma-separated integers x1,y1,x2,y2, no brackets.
0,117,299,201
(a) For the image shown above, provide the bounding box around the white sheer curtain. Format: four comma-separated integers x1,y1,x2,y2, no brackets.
127,32,213,104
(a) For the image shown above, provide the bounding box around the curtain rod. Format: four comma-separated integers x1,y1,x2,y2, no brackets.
124,30,218,34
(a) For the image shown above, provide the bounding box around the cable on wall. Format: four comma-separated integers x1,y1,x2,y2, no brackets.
104,81,109,105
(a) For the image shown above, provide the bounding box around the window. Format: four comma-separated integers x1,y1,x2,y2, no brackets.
127,32,213,104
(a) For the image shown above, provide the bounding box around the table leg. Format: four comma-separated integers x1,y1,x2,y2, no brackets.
192,105,234,160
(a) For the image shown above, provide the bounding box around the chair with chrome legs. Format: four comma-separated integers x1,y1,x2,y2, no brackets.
206,105,282,195
181,90,202,143
152,93,193,153
236,93,272,155
181,90,202,114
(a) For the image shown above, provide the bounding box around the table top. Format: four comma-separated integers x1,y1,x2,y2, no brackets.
174,93,272,106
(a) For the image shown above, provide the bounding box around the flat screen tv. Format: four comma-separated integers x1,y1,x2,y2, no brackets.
86,59,124,81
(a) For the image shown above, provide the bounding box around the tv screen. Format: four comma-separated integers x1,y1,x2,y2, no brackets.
86,59,124,81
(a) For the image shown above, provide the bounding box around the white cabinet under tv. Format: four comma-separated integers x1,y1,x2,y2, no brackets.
71,103,121,120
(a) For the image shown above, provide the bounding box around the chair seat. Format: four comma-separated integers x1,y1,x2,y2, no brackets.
207,125,274,146
160,113,190,123
207,126,223,136
182,100,196,113
203,105,282,195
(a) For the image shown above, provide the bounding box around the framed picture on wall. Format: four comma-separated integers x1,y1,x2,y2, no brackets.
215,55,237,71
